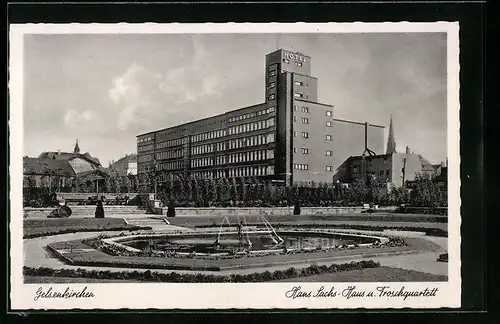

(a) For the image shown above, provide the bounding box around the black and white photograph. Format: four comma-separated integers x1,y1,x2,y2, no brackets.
9,22,461,309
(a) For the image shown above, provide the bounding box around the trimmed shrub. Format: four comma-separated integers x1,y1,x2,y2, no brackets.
293,200,301,215
23,260,381,283
167,201,176,218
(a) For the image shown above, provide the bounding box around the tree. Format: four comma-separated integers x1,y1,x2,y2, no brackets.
239,177,247,205
231,177,239,205
209,178,217,206
409,176,445,207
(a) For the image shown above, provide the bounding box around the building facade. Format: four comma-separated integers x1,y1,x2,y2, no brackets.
108,154,138,176
38,140,101,174
336,152,438,189
23,157,76,189
137,49,384,185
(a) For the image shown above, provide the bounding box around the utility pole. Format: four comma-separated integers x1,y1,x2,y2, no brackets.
402,157,407,189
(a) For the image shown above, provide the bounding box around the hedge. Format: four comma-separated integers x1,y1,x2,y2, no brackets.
23,260,381,282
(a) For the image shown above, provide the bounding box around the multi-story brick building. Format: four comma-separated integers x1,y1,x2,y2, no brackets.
137,49,384,185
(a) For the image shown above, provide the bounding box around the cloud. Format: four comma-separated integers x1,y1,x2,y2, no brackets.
107,37,225,130
63,109,96,127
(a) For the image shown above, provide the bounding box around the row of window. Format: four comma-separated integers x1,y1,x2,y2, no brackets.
292,148,334,156
191,143,214,155
229,165,275,178
292,116,310,124
293,147,310,154
191,129,226,143
189,148,277,168
292,164,334,172
191,157,213,168
293,105,309,113
291,116,333,128
188,165,276,180
294,164,309,170
156,149,183,160
157,161,183,171
138,154,153,163
227,107,274,123
190,133,276,156
292,105,333,117
228,116,275,135
283,58,303,67
191,170,215,179
137,135,153,144
293,131,310,139
227,149,274,164
352,168,392,177
292,132,333,141
156,137,186,149
138,144,154,152
228,133,275,150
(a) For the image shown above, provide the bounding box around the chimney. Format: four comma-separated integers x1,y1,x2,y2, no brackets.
405,146,410,154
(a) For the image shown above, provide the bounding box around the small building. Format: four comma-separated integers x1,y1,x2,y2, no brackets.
334,151,437,189
23,157,76,190
38,139,101,174
108,154,138,176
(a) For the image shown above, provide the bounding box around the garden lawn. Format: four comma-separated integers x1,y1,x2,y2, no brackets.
24,218,150,238
48,237,442,272
275,266,448,282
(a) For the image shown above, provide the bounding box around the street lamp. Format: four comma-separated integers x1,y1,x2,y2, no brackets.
153,160,158,200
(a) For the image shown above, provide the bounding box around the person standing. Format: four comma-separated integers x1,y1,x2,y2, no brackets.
95,198,105,218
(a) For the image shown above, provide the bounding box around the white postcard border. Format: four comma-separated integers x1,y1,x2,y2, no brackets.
9,22,461,310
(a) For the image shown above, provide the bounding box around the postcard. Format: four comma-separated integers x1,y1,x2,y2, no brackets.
9,22,460,309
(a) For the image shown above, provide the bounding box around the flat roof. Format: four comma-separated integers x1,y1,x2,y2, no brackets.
331,118,385,129
136,102,266,137
295,98,333,107
291,72,317,80
268,48,311,58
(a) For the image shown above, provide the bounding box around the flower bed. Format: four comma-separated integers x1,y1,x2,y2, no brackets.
23,260,381,282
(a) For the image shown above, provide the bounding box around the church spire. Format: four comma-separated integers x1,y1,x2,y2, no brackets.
386,115,397,154
74,139,80,154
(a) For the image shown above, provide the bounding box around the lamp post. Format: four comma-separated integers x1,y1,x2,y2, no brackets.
401,157,407,190
153,160,158,200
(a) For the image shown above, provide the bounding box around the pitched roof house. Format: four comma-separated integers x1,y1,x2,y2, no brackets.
38,139,101,174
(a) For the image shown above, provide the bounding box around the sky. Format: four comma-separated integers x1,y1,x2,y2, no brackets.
23,32,447,165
